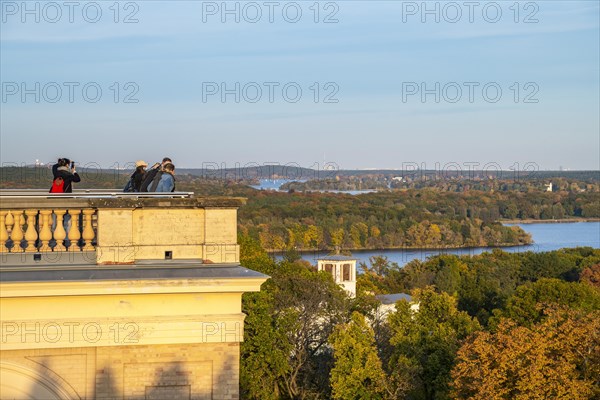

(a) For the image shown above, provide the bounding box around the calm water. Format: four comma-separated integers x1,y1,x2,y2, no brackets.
250,179,300,191
250,179,376,195
276,222,600,267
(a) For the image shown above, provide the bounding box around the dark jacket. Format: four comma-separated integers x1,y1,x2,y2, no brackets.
52,164,81,193
132,167,146,192
140,166,160,192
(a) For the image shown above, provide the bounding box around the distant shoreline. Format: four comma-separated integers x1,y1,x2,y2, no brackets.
266,219,600,254
501,218,600,224
266,242,532,254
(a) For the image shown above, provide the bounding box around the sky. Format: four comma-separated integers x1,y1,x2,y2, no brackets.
1,0,599,171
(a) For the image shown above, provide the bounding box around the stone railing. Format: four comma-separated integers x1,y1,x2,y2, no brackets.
0,207,96,253
0,191,244,265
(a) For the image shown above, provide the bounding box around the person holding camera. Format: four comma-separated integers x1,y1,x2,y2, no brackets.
51,158,81,193
140,157,172,192
152,163,176,192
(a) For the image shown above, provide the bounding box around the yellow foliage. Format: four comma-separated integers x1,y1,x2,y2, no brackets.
451,307,599,399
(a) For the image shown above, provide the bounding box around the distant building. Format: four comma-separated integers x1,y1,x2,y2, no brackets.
317,255,357,298
375,293,419,317
545,182,553,192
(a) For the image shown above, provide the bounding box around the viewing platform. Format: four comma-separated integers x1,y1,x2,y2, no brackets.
0,190,268,400
0,190,244,266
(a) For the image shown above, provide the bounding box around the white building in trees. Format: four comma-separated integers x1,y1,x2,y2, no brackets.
317,255,357,298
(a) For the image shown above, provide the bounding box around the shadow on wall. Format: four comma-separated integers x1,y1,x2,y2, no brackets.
140,363,193,400
213,351,237,400
97,361,197,400
96,365,119,400
16,356,80,400
8,350,238,399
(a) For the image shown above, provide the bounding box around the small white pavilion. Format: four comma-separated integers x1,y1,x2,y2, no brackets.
317,255,357,298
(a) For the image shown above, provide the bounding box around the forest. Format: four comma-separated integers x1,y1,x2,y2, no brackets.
239,239,600,399
237,189,599,251
1,166,599,252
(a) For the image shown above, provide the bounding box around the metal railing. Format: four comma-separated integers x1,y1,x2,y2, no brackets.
0,189,194,199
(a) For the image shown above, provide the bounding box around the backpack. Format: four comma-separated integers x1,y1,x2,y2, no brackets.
140,168,160,192
149,171,164,192
50,177,64,193
123,175,135,192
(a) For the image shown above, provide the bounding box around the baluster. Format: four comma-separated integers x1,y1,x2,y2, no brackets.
39,210,53,252
0,211,8,253
53,209,67,252
9,211,24,253
5,211,15,252
24,210,39,252
68,209,81,251
82,209,96,251
5,210,14,230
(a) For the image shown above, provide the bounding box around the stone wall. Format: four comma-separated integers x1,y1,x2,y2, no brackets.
1,342,240,400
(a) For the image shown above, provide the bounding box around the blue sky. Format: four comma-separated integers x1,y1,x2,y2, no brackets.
1,1,598,170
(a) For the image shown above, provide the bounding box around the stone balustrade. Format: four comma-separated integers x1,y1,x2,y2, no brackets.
0,208,96,253
0,191,245,265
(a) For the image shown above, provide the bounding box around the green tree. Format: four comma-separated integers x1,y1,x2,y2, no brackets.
273,262,350,398
239,233,276,275
240,235,351,399
503,203,519,219
387,288,480,400
359,256,405,295
329,312,388,400
489,278,600,327
239,234,291,399
241,290,294,400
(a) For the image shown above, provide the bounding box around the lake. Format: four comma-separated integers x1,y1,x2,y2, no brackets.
250,179,377,195
275,222,600,267
250,179,301,191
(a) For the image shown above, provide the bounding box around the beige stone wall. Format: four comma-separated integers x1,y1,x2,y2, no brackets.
131,209,205,261
1,291,246,351
1,342,240,400
96,208,239,264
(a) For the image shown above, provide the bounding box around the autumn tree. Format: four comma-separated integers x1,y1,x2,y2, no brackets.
239,233,276,275
451,307,600,400
580,263,600,288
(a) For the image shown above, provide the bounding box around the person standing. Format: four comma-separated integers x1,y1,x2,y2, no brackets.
124,160,148,192
50,158,80,244
140,157,172,192
153,163,176,192
51,158,81,193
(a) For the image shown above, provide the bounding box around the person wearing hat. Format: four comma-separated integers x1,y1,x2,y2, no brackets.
124,160,148,192
132,160,148,192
